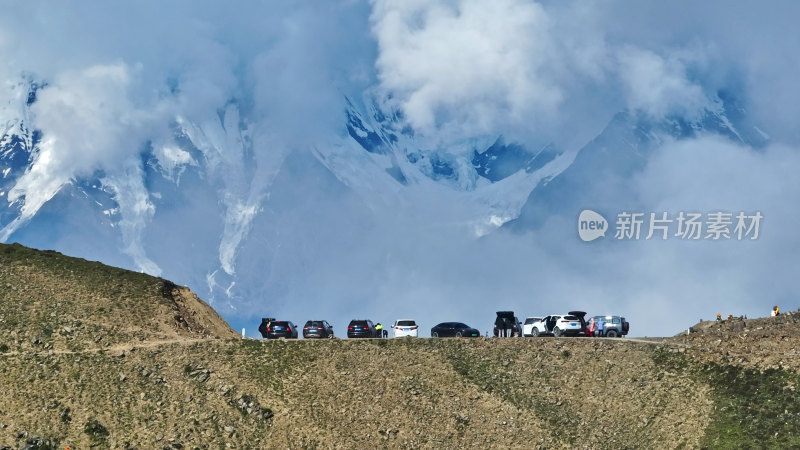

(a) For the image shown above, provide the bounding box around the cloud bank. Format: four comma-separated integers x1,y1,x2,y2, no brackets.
369,0,800,148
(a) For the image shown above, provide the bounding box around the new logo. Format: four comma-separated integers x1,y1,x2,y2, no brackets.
578,210,608,242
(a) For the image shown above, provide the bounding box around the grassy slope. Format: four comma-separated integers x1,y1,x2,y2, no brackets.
1,339,713,449
1,243,799,448
0,242,237,355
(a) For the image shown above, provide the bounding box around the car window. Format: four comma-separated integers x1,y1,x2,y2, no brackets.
350,321,367,327
273,321,289,327
397,320,416,326
455,323,468,328
564,315,578,320
613,318,620,324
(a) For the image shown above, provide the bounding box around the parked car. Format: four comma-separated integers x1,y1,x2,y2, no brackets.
392,319,419,338
303,320,335,339
431,322,481,338
347,319,378,338
523,317,544,337
530,314,583,337
260,320,298,339
591,315,629,337
494,311,523,337
568,310,589,336
258,317,276,338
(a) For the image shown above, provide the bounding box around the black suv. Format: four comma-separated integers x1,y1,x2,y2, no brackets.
303,320,335,339
259,320,298,339
347,320,377,338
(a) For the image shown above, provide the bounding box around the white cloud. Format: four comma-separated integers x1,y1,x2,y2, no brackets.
368,0,721,148
370,0,562,139
620,138,800,330
370,0,800,149
616,47,707,118
2,63,172,245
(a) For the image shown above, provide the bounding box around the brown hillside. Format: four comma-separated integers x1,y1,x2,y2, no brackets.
675,313,800,372
0,242,237,355
1,338,712,449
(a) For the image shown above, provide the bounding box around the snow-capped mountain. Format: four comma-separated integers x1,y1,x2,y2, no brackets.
0,78,568,309
0,75,769,323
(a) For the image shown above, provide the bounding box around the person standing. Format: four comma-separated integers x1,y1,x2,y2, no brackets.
596,317,605,337
772,306,780,317
494,316,503,337
375,322,384,338
588,317,596,337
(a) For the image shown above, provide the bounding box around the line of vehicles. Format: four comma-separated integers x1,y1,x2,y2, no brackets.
256,311,629,339
522,312,630,338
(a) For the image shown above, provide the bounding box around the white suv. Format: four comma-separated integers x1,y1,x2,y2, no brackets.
523,317,543,337
392,319,419,338
531,314,582,337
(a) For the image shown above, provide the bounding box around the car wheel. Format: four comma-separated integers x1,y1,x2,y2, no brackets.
554,328,564,337
432,332,439,338
456,332,463,338
532,328,540,337
606,329,618,338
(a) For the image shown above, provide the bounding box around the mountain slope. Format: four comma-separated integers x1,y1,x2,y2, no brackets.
0,242,238,354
